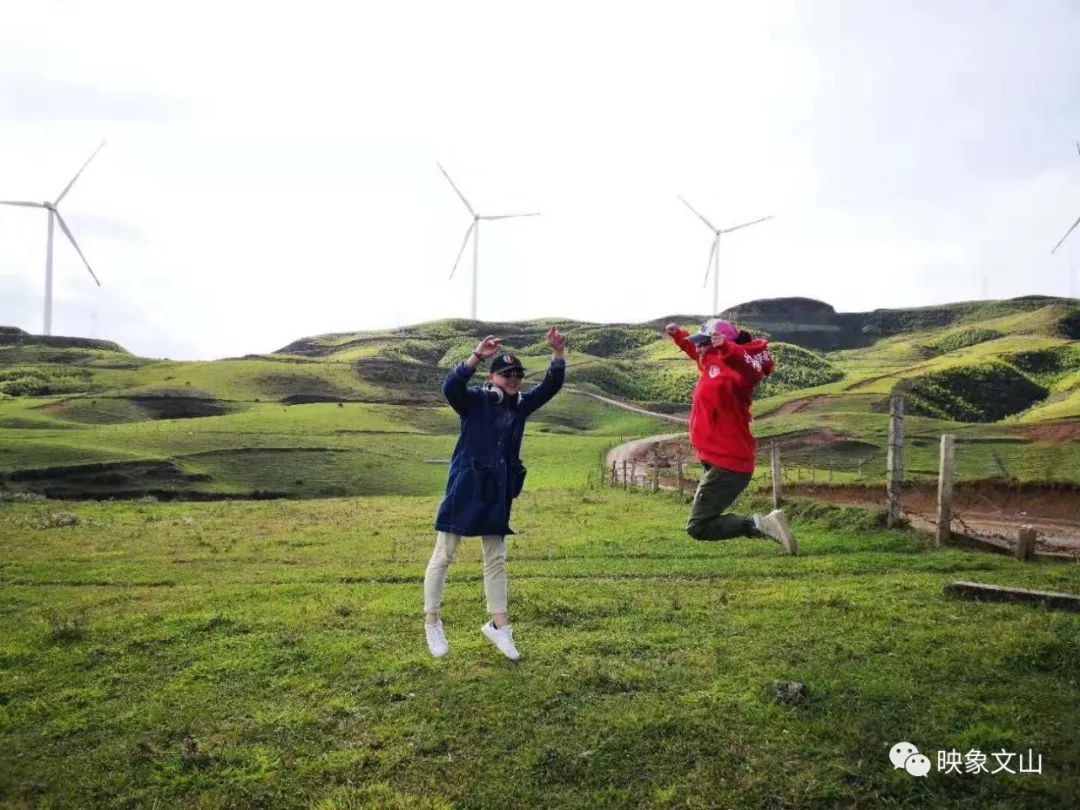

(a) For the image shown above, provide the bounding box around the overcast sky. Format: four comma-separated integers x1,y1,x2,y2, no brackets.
1,0,1078,360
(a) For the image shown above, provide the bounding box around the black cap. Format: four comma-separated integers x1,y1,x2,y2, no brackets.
490,353,524,374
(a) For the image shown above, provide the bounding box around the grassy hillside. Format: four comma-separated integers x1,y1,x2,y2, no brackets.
748,300,1080,482
1,294,1078,498
725,295,1078,351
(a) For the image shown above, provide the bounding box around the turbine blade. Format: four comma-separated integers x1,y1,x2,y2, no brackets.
721,215,774,234
0,201,47,208
449,222,476,279
481,212,540,220
678,196,718,232
54,140,107,205
702,237,718,287
1051,214,1080,255
436,162,476,217
1076,141,1079,159
54,211,102,286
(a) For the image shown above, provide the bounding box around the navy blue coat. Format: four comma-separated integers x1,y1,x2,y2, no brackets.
435,358,565,536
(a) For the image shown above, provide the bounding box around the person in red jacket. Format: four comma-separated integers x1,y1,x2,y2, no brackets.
666,317,797,554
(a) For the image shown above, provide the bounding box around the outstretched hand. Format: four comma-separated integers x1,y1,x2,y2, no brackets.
547,327,567,355
474,335,503,359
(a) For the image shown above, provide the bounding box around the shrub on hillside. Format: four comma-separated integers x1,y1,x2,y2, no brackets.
861,304,979,336
0,369,90,397
1002,346,1080,386
558,326,659,358
1057,307,1080,340
438,339,483,368
571,361,653,400
404,318,582,343
399,319,481,341
861,298,1067,337
436,339,531,368
903,362,1048,422
644,365,699,403
572,342,841,407
926,328,1004,354
755,343,844,399
378,339,449,365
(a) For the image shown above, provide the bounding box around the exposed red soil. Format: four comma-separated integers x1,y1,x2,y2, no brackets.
786,481,1080,552
764,396,824,416
1004,419,1080,445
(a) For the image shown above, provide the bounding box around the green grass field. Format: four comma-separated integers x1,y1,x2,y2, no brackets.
2,489,1078,808
0,396,657,500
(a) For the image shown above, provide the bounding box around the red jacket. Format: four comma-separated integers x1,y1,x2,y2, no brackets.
670,327,774,474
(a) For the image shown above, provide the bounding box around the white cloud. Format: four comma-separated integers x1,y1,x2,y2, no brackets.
0,0,1077,359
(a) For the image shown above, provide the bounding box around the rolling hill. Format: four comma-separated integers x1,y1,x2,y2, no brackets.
1,295,1077,499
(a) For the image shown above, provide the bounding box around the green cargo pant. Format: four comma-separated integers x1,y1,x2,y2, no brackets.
686,463,758,541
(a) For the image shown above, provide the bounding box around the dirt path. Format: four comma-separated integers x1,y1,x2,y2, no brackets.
603,433,1080,556
559,386,690,487
605,433,689,486
567,386,689,425
757,395,825,418
785,483,1080,557
587,390,1080,556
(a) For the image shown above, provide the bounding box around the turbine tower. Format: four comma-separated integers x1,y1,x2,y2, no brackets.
1051,141,1080,256
679,196,772,316
438,162,539,320
0,141,106,335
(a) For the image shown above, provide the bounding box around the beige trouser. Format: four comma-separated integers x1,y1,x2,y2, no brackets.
423,531,508,615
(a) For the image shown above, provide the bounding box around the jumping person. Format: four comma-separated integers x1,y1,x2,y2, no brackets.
665,318,797,554
424,328,567,659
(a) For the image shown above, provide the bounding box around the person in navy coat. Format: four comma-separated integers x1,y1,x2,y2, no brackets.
423,328,567,660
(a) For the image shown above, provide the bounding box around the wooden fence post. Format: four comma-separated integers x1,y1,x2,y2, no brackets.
622,460,628,490
936,434,955,547
887,397,905,528
770,440,782,509
651,454,660,492
630,463,637,490
610,461,616,487
676,458,684,496
1016,526,1036,561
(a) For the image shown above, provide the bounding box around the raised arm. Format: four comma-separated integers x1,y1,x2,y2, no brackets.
443,334,503,416
442,363,480,416
666,324,701,364
521,327,567,416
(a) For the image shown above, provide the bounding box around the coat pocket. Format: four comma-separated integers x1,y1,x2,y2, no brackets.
510,460,527,498
470,459,498,502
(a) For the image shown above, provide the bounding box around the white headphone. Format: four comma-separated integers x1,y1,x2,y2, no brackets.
482,382,523,407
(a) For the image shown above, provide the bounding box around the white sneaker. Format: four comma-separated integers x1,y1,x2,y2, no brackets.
481,621,521,660
425,620,449,658
756,509,798,555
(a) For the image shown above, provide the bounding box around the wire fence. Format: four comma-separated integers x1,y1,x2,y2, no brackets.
606,397,1080,561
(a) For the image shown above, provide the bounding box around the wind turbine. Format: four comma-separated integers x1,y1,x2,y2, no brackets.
1051,141,1080,256
679,196,772,316
0,141,106,336
438,162,539,320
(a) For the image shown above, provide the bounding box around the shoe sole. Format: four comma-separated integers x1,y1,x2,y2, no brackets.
481,625,521,660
